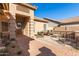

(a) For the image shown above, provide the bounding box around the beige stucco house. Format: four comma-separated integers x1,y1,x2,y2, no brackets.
60,16,79,31
0,3,37,40
43,17,79,32
53,16,79,32
0,3,38,55
42,17,79,32
34,17,48,34
34,17,62,34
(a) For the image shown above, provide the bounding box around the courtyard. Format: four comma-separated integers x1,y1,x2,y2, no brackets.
16,34,79,56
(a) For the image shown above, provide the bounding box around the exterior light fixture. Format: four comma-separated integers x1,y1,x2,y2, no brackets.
17,22,22,29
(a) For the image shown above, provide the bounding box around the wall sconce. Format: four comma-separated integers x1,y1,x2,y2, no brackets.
17,22,22,29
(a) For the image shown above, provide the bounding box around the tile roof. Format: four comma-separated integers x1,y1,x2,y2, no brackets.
60,16,79,25
44,18,61,24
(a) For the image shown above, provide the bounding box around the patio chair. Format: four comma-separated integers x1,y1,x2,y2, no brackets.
36,32,44,38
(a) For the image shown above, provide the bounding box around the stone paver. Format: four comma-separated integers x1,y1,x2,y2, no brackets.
34,36,79,56
17,35,79,56
29,39,56,56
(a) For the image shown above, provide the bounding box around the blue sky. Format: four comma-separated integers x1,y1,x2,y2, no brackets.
32,3,79,20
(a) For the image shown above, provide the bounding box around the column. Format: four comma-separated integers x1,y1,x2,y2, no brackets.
29,19,34,38
29,9,35,38
9,15,16,39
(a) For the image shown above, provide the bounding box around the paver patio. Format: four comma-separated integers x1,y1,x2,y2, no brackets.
16,34,79,56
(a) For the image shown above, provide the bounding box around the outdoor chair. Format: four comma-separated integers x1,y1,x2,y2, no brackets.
36,32,44,38
45,30,51,36
43,31,48,35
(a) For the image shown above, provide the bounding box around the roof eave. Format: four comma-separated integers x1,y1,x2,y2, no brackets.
44,18,61,24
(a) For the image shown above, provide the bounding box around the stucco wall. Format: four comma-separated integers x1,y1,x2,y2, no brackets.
47,21,59,30
68,26,79,31
54,26,66,31
34,21,48,34
55,24,79,31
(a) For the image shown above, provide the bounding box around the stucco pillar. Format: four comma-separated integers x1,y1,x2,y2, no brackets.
9,15,16,39
29,19,34,38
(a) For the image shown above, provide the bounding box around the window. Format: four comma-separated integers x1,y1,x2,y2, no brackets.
2,22,8,31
